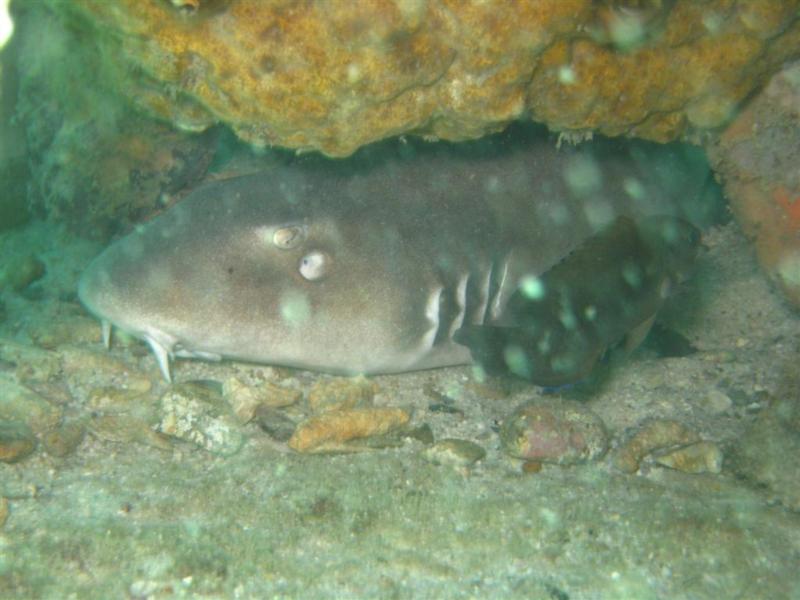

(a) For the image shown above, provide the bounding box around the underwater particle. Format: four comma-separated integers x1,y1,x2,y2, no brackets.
307,376,378,414
503,345,533,379
519,275,545,300
500,400,608,465
653,441,723,474
613,418,701,473
564,155,602,197
254,405,296,442
423,438,486,468
42,419,86,457
0,419,37,463
0,0,12,49
557,65,577,85
1,255,45,292
157,382,245,456
622,177,646,200
287,407,410,453
279,289,311,326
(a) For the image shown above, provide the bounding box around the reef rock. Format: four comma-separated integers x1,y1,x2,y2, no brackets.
45,0,800,157
707,60,800,308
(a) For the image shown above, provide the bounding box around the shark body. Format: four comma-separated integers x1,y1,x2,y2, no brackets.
78,136,705,382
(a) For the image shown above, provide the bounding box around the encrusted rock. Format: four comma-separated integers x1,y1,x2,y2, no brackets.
403,423,435,446
223,377,302,423
1,254,45,292
0,420,37,463
157,382,245,456
500,400,608,465
254,405,296,443
42,419,87,457
41,1,800,157
423,438,486,468
27,316,102,349
87,386,151,413
0,497,8,527
613,419,701,473
0,375,62,434
707,60,800,308
307,376,378,414
654,441,723,474
0,339,62,382
702,389,734,415
60,346,143,380
89,414,171,450
729,395,800,510
288,407,410,453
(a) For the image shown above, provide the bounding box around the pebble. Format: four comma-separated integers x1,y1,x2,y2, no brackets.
27,316,102,349
87,386,151,413
223,377,301,423
2,254,45,291
500,400,608,465
423,438,486,468
729,396,800,510
403,423,435,445
654,441,723,474
702,389,733,414
521,461,543,474
288,407,410,453
90,414,172,450
0,339,62,382
465,379,512,400
42,419,87,457
613,419,701,473
0,375,62,434
157,382,245,456
0,419,37,463
307,376,377,413
254,405,296,442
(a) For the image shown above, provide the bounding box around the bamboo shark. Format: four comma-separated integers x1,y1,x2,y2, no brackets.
78,135,706,383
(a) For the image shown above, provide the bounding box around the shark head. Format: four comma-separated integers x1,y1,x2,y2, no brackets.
79,171,449,381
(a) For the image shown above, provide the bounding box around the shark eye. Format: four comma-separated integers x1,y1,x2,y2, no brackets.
299,251,329,281
273,225,306,249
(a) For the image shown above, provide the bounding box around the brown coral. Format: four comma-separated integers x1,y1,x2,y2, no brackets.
50,0,800,157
